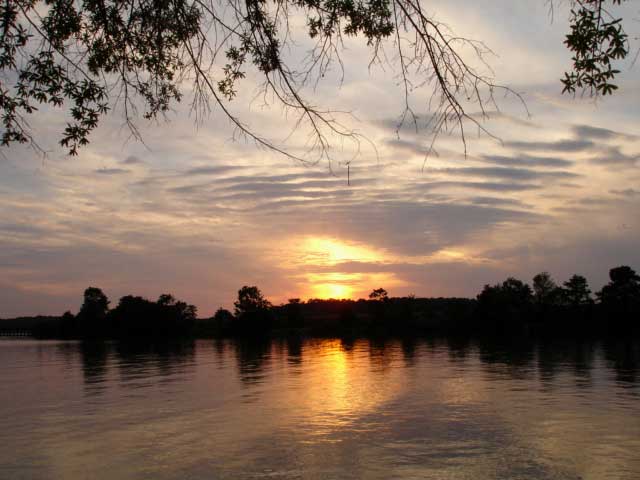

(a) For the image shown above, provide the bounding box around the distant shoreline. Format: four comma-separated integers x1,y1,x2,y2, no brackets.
2,265,639,340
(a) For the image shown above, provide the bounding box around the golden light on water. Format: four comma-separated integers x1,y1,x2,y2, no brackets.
294,340,411,443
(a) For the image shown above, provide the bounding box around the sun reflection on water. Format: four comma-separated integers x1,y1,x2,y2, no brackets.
294,340,408,442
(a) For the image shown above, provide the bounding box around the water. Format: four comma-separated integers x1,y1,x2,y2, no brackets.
1,337,639,480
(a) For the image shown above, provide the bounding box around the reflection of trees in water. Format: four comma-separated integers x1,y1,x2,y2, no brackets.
340,337,355,352
368,338,394,372
80,342,111,395
469,337,639,390
602,339,640,385
61,336,640,398
569,342,596,384
284,336,303,367
445,337,471,363
477,337,536,380
55,341,111,396
213,338,227,362
55,341,82,367
536,340,596,388
233,339,272,385
401,337,418,366
114,341,196,385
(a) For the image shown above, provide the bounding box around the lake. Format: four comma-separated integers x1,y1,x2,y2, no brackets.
1,337,639,479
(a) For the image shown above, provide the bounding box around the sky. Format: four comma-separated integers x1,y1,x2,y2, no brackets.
1,1,639,317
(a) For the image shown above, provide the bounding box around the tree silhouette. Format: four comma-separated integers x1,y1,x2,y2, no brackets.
234,286,272,317
78,287,109,321
597,266,640,324
533,272,560,306
233,286,273,335
76,286,109,337
562,275,593,307
476,277,533,332
214,307,234,324
284,299,304,329
107,293,197,337
157,294,176,307
369,288,389,302
0,0,630,158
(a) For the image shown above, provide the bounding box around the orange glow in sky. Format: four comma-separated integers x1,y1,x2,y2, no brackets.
280,236,410,300
298,236,384,266
311,282,355,300
281,237,387,299
304,272,362,299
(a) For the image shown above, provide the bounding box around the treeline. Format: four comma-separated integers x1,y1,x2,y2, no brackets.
32,289,197,339
202,286,476,337
3,265,639,339
474,266,640,336
206,266,640,337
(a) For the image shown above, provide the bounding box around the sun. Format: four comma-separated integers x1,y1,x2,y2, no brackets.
282,236,407,301
313,283,354,299
299,236,383,266
306,272,361,299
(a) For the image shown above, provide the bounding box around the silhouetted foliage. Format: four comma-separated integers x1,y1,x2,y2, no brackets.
533,272,561,306
76,287,110,337
368,288,389,329
283,298,304,329
107,294,196,338
5,264,640,341
214,308,235,323
369,288,389,302
234,286,272,316
59,310,77,337
0,0,630,159
562,275,594,307
78,287,109,320
476,278,533,333
233,286,273,335
597,266,640,331
197,307,235,336
562,0,629,96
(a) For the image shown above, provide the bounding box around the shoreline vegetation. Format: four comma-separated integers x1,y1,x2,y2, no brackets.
1,266,639,340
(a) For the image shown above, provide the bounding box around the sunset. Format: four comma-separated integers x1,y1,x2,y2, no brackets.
0,2,638,317
1,0,640,479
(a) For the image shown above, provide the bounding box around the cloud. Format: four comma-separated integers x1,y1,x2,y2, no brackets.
385,138,427,156
505,139,595,153
262,199,544,257
122,155,144,165
573,124,637,141
466,197,528,208
610,188,640,197
480,154,573,168
0,222,49,236
466,110,541,128
432,167,579,182
425,181,541,192
168,184,209,195
2,1,640,317
184,165,243,176
94,168,131,175
588,146,639,166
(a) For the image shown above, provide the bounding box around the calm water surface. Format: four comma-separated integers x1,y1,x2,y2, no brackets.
1,337,639,479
